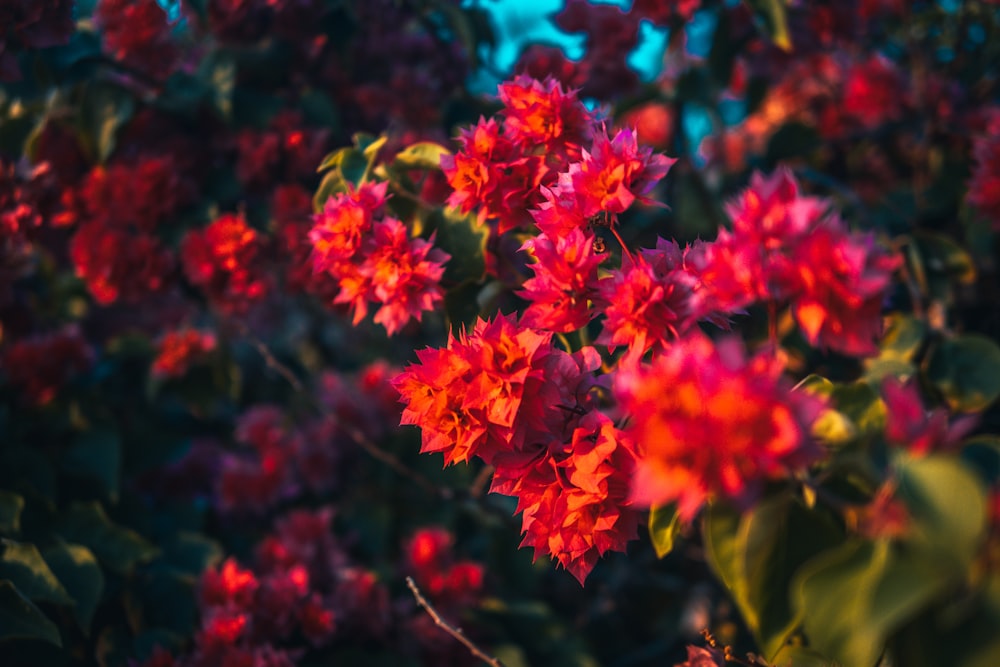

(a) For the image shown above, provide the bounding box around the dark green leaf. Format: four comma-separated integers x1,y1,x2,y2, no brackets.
863,314,927,383
704,497,842,661
164,532,222,575
794,540,946,667
62,429,121,501
42,543,103,634
0,492,24,535
81,83,135,163
0,539,73,605
444,281,484,334
435,207,489,284
702,503,743,595
766,122,820,163
926,334,1000,413
313,168,347,212
913,232,977,286
0,580,61,646
55,502,158,575
648,504,682,559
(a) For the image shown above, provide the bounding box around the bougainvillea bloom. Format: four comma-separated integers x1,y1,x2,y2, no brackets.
310,182,389,272
615,335,824,521
518,228,604,332
351,218,449,335
498,75,592,155
151,329,217,378
181,213,268,312
492,411,640,584
968,111,1000,228
393,313,552,465
881,378,976,455
790,223,899,356
2,327,93,406
93,0,178,78
568,127,675,218
596,253,697,361
70,223,175,305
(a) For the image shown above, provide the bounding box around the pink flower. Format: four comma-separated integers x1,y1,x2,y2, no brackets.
518,228,604,332
615,335,824,521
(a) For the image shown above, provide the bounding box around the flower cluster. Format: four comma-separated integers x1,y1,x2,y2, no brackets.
689,168,900,355
181,213,269,314
615,335,825,520
309,182,449,335
968,110,1000,228
151,329,218,379
394,75,906,585
1,326,93,406
394,313,640,583
93,0,179,79
443,75,674,235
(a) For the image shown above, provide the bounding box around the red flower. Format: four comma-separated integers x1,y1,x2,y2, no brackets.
70,222,175,305
181,213,268,313
518,228,603,332
596,253,697,362
357,218,449,335
968,111,1000,228
789,222,899,356
309,181,388,272
201,559,259,610
615,335,824,521
2,327,93,406
568,127,675,218
498,75,592,156
393,313,553,466
152,329,217,379
93,0,178,79
881,378,976,456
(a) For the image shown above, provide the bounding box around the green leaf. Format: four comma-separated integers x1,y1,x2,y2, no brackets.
769,645,834,667
0,580,61,646
55,502,158,575
164,532,222,575
62,429,121,501
42,543,103,634
339,149,369,187
0,492,24,535
894,454,987,572
81,83,135,163
926,334,1000,413
705,497,842,661
829,381,885,436
794,540,947,667
913,231,976,286
744,0,792,51
766,122,820,163
435,207,489,285
393,142,451,170
863,314,927,383
648,504,682,559
0,539,73,606
702,503,743,595
313,168,347,212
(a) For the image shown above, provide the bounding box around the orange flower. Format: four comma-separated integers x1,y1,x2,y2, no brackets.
616,335,824,521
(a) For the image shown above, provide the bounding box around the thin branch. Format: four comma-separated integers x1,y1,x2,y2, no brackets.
233,322,453,499
342,424,452,500
406,576,505,667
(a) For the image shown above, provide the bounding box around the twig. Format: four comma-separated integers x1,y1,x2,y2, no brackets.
405,576,505,667
233,322,455,499
342,424,452,500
